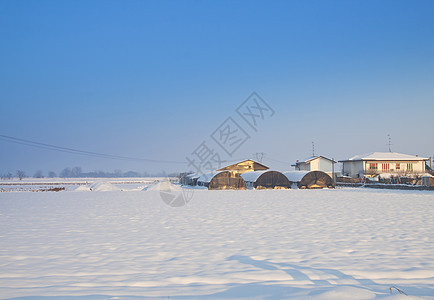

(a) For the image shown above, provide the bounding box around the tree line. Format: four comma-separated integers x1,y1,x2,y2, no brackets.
1,167,179,180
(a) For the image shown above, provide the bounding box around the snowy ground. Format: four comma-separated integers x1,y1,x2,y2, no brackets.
0,183,433,299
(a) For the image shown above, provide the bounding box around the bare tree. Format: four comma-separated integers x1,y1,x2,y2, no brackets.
60,168,72,178
48,171,57,178
1,173,12,180
16,170,26,180
71,167,82,178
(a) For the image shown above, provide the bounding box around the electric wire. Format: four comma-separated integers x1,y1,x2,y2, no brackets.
0,134,186,164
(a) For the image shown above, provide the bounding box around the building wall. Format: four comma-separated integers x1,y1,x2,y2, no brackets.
317,158,333,173
343,160,426,178
342,161,364,178
364,160,426,175
297,158,333,173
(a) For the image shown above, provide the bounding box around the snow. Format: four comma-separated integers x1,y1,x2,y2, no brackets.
186,173,201,179
72,184,92,192
342,152,428,162
1,187,434,299
145,180,181,192
89,181,122,192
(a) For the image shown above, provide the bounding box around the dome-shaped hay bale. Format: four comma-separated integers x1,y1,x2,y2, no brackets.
284,171,334,189
197,171,246,190
241,170,290,189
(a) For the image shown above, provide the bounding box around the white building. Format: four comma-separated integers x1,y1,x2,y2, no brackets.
292,156,336,177
339,152,429,178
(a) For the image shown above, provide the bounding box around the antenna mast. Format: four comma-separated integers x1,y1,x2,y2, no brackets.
312,141,315,157
255,152,264,163
387,134,392,152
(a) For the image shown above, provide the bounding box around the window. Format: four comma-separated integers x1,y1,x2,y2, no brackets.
407,163,413,172
382,163,390,171
369,163,378,170
396,163,400,170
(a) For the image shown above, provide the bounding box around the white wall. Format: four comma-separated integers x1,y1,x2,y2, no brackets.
343,160,427,178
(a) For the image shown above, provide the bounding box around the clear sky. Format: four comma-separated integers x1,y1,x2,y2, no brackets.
1,0,434,176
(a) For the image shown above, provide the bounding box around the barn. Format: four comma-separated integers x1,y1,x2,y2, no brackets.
284,171,334,189
241,170,291,189
197,171,246,190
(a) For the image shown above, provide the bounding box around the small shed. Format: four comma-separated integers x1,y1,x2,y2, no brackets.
197,171,246,190
180,173,194,186
284,171,334,189
241,170,291,189
292,155,337,178
182,173,200,186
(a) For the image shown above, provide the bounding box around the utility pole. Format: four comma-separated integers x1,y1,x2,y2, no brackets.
387,134,392,152
332,157,335,185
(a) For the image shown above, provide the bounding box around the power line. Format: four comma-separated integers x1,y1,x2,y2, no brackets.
0,134,186,164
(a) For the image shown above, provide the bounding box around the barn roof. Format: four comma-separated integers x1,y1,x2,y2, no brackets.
339,152,428,162
217,159,269,171
283,171,310,182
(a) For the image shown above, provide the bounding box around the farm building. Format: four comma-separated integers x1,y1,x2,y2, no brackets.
292,156,337,177
197,171,246,190
241,170,291,189
284,171,335,189
339,152,429,178
217,159,269,174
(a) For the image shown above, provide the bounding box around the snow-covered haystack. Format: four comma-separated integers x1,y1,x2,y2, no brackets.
144,180,183,192
72,185,92,192
89,182,121,192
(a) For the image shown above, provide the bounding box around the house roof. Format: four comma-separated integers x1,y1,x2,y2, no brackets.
217,159,269,171
339,152,429,162
292,155,336,166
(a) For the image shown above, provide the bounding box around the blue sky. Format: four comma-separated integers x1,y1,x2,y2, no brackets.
1,0,434,175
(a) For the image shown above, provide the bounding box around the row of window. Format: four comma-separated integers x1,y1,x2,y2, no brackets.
368,163,414,171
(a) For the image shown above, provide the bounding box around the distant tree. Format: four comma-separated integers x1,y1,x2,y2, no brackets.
60,167,72,178
124,171,141,177
16,170,26,180
114,169,122,177
48,171,57,178
1,172,13,180
34,170,44,178
71,167,82,178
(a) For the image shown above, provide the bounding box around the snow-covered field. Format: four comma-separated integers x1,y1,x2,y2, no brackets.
0,183,433,299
